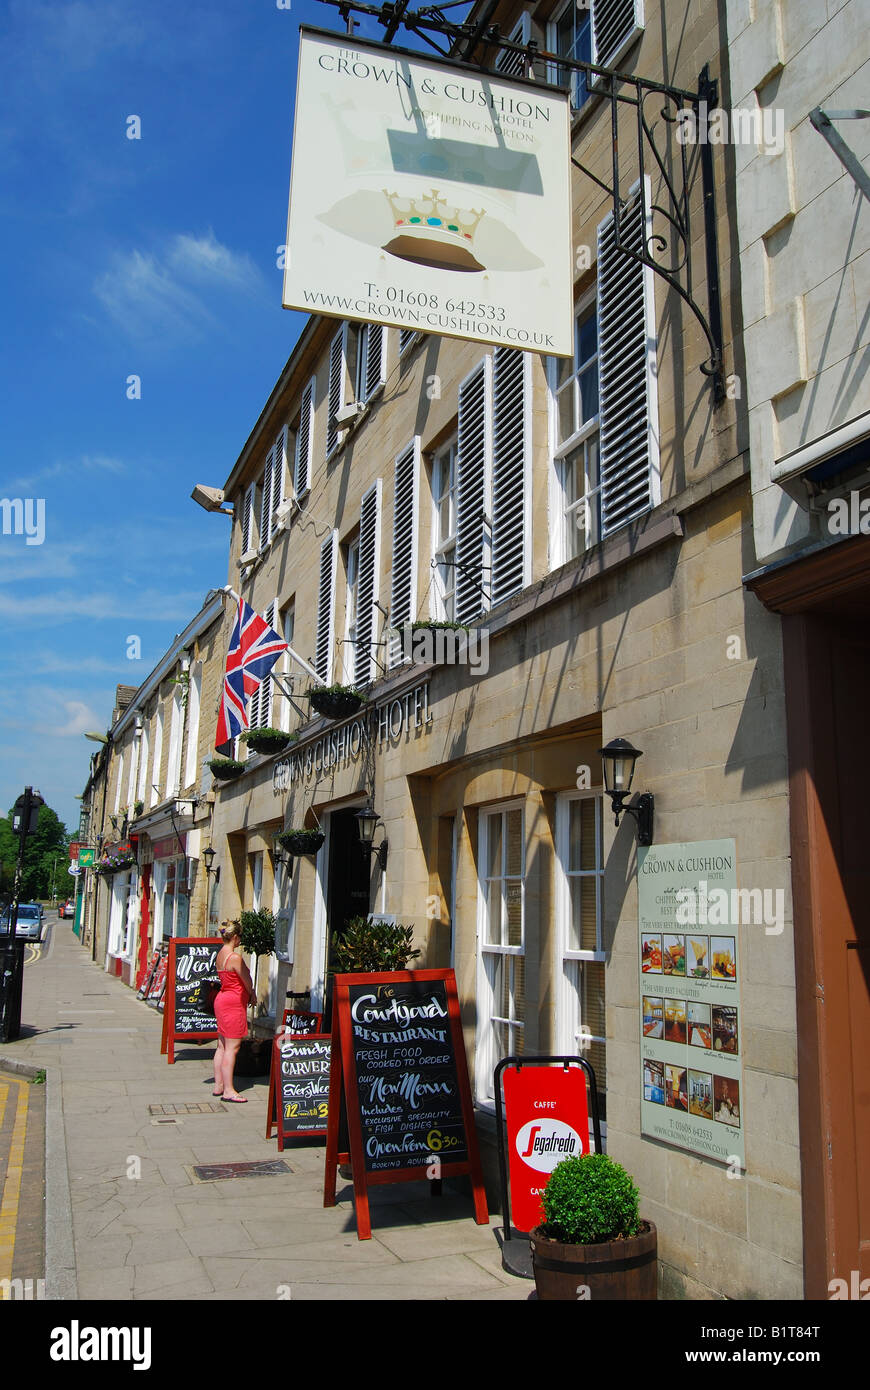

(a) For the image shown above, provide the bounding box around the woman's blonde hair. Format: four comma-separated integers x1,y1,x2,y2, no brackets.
220,922,241,945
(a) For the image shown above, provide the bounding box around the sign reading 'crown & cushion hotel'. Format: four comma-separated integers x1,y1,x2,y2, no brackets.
283,28,574,357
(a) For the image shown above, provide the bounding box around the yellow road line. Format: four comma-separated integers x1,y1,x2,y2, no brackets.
0,1084,7,1130
0,1076,29,1292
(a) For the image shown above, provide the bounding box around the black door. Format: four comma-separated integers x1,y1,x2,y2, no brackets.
322,808,371,1030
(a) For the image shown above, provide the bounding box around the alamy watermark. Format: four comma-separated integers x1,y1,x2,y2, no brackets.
1,497,45,546
675,880,785,935
826,491,870,535
393,622,489,676
676,101,784,155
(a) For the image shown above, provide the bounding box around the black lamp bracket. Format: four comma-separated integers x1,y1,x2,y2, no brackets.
609,791,654,846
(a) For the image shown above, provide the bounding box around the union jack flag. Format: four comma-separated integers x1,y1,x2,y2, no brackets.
215,597,288,755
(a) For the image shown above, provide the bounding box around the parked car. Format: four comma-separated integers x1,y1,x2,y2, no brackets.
0,903,43,941
58,899,75,919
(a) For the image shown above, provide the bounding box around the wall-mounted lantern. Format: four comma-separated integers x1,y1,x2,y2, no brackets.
599,738,655,846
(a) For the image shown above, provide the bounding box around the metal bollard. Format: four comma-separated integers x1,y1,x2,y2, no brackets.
0,940,26,1044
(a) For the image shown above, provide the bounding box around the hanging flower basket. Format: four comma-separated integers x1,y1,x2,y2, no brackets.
240,727,296,756
95,854,136,876
276,829,325,856
308,685,366,720
209,758,246,781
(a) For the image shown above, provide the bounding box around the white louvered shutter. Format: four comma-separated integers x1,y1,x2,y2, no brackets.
455,357,492,624
327,325,346,457
241,483,255,555
390,439,420,664
597,178,660,538
271,427,286,525
315,531,338,682
260,447,274,548
355,481,382,686
491,348,531,606
399,328,416,356
497,12,531,76
363,325,385,402
258,601,277,727
592,0,643,67
294,378,315,497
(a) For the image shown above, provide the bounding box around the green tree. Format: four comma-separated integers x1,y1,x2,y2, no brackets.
0,803,70,901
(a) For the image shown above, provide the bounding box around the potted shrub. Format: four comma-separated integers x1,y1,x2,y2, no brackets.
276,827,325,856
231,909,279,1075
529,1153,657,1301
308,683,366,720
133,800,144,817
329,915,421,974
240,727,296,756
208,757,246,781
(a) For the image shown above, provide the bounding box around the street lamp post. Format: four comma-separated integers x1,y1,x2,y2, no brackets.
1,785,45,1044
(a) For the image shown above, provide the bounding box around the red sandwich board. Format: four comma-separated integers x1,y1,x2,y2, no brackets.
502,1060,591,1233
323,969,488,1240
266,1033,331,1149
160,937,221,1064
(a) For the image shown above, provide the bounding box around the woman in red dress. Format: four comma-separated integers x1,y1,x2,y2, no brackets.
213,923,255,1102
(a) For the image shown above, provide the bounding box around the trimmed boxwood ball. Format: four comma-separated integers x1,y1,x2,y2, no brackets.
541,1153,641,1245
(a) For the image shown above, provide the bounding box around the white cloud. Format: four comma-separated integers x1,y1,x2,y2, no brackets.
94,231,265,344
168,231,261,290
3,453,126,495
0,587,205,624
48,700,105,738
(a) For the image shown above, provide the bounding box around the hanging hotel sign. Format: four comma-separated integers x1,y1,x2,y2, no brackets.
282,27,573,356
637,840,745,1168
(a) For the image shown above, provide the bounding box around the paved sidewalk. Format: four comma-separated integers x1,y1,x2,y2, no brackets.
2,921,529,1301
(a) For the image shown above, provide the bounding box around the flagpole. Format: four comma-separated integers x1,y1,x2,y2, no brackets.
220,584,326,686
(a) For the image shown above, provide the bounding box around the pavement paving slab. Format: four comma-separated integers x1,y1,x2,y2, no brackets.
1,921,530,1302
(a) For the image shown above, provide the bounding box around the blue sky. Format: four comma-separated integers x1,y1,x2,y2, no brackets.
0,0,419,834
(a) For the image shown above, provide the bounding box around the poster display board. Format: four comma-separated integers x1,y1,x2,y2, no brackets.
160,937,221,1064
283,27,573,356
266,1034,332,1149
324,969,488,1239
638,841,745,1166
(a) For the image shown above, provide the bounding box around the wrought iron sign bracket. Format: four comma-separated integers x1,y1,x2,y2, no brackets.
320,1,726,402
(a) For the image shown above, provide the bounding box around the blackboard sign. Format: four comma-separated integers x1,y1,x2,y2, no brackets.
266,1034,331,1150
324,969,488,1240
279,1009,322,1037
160,937,221,1064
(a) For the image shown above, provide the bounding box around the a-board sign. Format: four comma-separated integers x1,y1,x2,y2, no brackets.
502,1061,590,1234
324,969,488,1239
160,937,221,1064
147,954,168,1005
266,1034,331,1150
137,949,161,1000
279,1009,322,1037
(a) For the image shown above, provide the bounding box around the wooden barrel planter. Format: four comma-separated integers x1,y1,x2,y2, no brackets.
529,1221,657,1301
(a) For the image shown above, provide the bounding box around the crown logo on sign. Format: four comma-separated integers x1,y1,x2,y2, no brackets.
382,189,486,273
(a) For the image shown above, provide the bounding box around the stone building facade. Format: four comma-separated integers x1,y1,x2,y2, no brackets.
201,0,809,1298
727,0,869,1298
80,594,226,984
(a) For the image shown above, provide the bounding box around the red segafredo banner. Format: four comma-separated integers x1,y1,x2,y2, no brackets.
502,1061,590,1234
